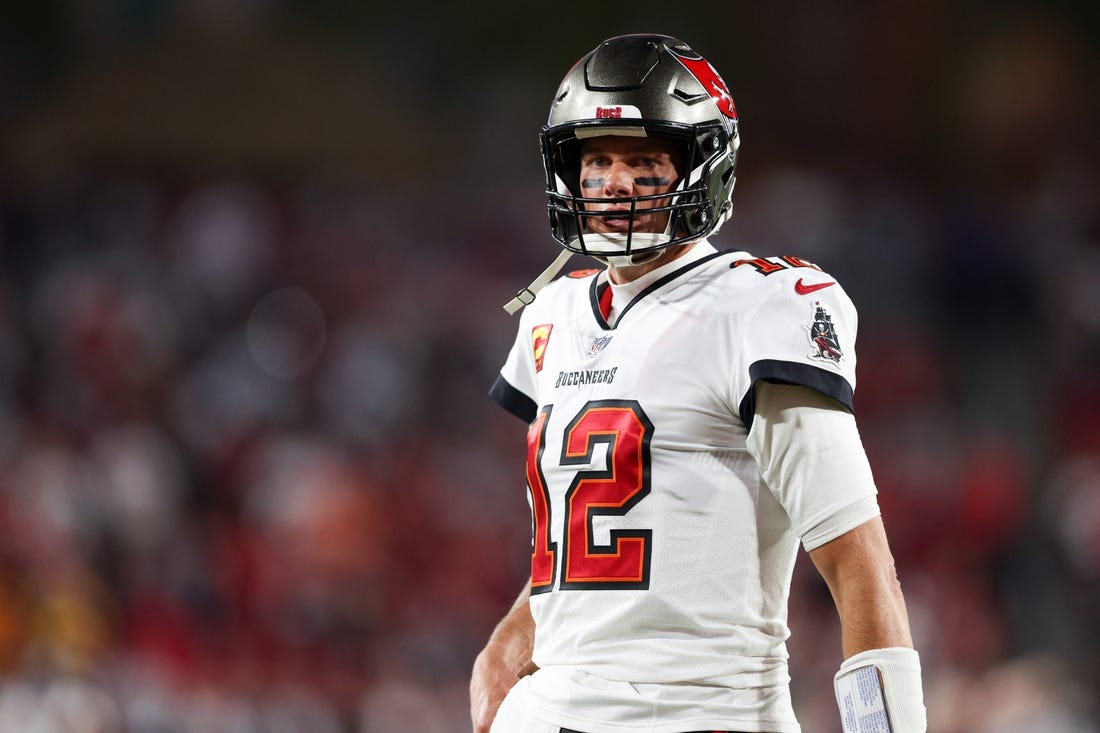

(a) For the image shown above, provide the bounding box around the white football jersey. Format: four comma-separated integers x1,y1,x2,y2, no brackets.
491,241,871,732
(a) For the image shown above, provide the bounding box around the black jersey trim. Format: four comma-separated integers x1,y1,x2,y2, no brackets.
738,359,855,429
490,374,537,423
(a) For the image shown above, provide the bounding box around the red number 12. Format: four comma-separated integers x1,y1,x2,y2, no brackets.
526,400,653,593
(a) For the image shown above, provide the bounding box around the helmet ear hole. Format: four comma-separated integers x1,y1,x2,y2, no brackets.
680,195,709,236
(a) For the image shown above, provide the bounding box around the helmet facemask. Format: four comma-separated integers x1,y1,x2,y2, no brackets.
542,122,734,266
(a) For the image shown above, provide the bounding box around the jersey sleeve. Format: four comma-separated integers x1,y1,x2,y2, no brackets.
734,274,859,429
489,315,539,423
747,381,881,551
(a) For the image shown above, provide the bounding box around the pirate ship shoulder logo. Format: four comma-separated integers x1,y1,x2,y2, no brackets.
804,302,843,363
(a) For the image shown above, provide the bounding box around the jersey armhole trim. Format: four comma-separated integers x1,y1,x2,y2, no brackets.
738,359,855,429
490,374,538,423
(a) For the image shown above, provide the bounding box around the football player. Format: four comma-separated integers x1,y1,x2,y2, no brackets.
472,34,928,733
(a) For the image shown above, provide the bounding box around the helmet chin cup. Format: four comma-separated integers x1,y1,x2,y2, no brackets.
600,252,663,268
567,231,672,258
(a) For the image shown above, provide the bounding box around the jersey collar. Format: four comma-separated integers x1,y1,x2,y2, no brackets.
589,240,719,328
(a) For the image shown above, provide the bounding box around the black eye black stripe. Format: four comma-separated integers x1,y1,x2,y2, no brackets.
580,177,670,188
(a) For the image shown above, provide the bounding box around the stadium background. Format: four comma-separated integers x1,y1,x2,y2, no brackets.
0,1,1098,730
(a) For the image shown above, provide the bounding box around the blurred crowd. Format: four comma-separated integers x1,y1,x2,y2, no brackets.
0,1,1098,732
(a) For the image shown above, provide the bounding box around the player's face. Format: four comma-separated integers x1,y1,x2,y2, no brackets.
578,136,682,235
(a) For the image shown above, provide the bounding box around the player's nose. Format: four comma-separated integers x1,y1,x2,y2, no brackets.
603,161,634,197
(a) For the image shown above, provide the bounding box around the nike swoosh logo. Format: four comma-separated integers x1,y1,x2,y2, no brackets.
794,278,836,295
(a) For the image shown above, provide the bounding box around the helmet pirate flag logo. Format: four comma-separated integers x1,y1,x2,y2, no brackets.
669,48,738,120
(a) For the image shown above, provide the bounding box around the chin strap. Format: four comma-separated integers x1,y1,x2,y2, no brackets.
503,249,575,315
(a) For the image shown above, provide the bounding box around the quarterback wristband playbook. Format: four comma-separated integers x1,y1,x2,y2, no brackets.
833,647,927,732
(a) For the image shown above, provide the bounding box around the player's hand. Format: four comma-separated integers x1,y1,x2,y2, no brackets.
470,648,537,733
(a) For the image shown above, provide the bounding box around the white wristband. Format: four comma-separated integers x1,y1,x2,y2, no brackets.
833,646,927,732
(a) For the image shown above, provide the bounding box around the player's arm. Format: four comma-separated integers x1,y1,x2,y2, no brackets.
810,521,927,732
808,516,912,658
470,579,538,733
748,381,927,731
